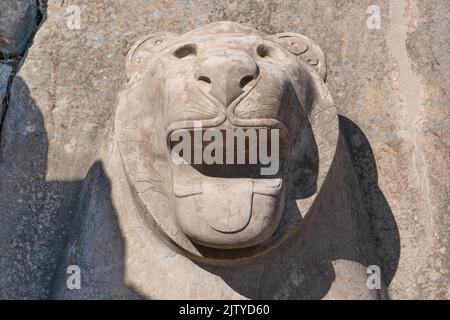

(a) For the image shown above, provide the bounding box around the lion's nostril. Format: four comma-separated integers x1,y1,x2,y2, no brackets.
239,75,254,89
198,76,211,84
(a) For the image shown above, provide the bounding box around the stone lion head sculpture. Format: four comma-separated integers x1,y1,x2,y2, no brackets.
115,22,338,264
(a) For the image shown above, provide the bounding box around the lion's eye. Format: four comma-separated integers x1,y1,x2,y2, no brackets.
256,44,283,60
173,44,197,59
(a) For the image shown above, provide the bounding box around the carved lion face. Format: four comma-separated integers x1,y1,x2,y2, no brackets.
115,22,338,263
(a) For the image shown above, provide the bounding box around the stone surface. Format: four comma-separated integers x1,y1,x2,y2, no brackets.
0,0,448,299
52,22,381,299
0,63,12,102
0,0,41,57
52,118,381,299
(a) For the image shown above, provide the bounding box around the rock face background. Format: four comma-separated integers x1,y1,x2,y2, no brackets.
0,0,448,299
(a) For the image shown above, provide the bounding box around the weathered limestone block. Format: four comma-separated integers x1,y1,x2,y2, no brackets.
50,21,382,300
0,0,448,299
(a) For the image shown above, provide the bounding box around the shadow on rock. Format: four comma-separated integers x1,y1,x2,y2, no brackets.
0,76,142,299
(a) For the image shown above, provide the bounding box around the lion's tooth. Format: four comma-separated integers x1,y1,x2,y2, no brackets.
253,178,283,195
173,183,202,197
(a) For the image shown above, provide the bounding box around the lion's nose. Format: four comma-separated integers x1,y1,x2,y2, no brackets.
195,52,259,106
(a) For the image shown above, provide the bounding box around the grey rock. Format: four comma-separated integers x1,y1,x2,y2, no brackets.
0,63,12,102
0,0,40,57
0,63,13,142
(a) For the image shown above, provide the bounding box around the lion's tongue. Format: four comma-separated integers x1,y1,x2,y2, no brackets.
202,179,253,233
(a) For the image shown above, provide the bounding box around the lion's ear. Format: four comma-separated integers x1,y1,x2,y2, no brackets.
274,33,327,81
126,32,179,83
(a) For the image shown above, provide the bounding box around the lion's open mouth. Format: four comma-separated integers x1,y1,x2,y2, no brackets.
168,127,286,238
